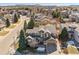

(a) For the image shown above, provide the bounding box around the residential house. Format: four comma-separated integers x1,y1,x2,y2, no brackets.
26,36,38,48
26,27,57,53
60,10,71,18
4,14,13,23
0,16,6,30
61,23,79,50
69,11,79,22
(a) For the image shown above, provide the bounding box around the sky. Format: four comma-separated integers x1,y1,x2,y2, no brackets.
0,0,78,6
0,3,79,6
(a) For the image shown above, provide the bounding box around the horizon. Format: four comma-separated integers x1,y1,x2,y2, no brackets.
0,3,79,6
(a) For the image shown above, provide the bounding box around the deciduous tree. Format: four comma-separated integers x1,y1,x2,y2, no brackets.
59,27,69,42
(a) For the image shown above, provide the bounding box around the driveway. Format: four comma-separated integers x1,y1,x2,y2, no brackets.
46,44,57,54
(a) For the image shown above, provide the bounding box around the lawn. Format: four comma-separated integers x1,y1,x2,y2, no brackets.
8,24,16,29
0,30,9,36
67,45,79,54
62,45,79,54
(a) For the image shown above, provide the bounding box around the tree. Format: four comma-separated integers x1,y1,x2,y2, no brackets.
59,16,65,23
18,30,26,51
59,27,69,42
5,18,10,27
52,11,60,18
25,7,29,10
23,20,27,32
13,13,18,23
17,13,20,19
27,16,35,29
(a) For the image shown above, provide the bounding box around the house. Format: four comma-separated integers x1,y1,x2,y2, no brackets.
69,11,79,22
67,41,75,45
60,10,70,18
45,30,51,38
38,28,45,33
44,37,57,53
26,35,38,48
67,23,79,43
26,28,52,42
60,23,77,39
4,14,13,23
0,16,6,30
26,24,56,34
68,24,77,39
38,28,46,38
74,27,79,42
38,28,52,39
26,27,57,53
61,23,79,50
45,37,56,44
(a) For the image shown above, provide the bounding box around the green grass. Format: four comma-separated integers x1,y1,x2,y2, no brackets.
8,24,16,29
0,30,9,36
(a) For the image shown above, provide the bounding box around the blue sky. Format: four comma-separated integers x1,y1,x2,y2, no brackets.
0,3,79,6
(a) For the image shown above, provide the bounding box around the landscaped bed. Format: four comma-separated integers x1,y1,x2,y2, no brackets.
0,30,9,36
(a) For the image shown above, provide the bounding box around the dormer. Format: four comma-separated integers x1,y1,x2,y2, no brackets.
38,28,45,33
26,36,34,42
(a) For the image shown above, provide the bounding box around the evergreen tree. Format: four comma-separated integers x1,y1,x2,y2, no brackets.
13,13,18,23
28,16,35,29
59,27,69,42
5,18,10,27
23,20,27,32
52,11,60,18
17,13,20,19
18,30,26,51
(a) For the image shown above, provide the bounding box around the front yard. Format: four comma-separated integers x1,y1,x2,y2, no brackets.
0,30,9,36
0,20,21,36
8,20,21,29
8,24,16,29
